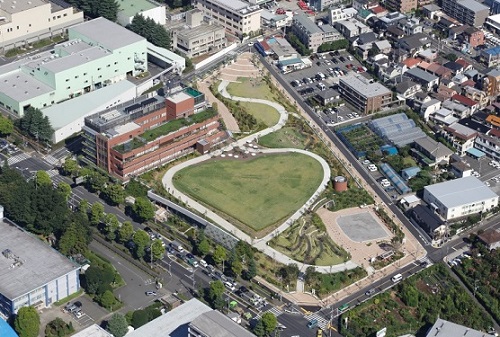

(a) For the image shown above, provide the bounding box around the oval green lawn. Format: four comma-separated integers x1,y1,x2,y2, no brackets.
173,153,323,232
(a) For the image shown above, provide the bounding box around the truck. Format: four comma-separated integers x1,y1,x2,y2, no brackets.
170,241,185,253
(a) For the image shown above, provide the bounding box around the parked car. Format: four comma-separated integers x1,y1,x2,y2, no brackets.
145,291,157,296
365,288,375,296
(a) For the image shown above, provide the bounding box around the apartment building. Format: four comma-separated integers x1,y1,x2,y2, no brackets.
334,18,371,38
338,74,392,114
441,0,489,27
441,122,477,155
82,88,226,180
194,0,261,37
475,129,500,161
385,0,417,14
291,14,342,52
0,0,83,51
482,69,500,97
0,17,147,116
329,7,357,24
172,10,226,58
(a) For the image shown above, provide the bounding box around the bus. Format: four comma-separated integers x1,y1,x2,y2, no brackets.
339,303,349,312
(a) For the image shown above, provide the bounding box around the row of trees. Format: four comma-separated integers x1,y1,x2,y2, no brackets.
13,307,75,337
17,107,54,142
128,14,171,50
286,32,312,56
66,0,119,22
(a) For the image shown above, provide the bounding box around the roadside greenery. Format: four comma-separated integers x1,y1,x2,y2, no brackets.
106,313,128,337
340,264,493,337
125,302,162,329
305,266,366,297
17,107,54,142
14,306,40,337
286,32,311,56
327,188,374,211
317,39,349,53
44,318,74,337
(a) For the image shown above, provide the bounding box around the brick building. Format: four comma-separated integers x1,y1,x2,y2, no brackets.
82,88,226,180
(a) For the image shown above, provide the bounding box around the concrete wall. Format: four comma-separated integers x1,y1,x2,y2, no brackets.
194,43,238,70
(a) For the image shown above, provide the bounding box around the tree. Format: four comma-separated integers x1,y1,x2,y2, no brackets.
0,115,13,136
35,170,52,187
118,221,134,243
90,203,104,225
125,179,148,197
197,238,210,257
131,310,149,328
103,184,125,206
99,290,117,310
57,182,72,201
58,223,90,256
151,239,165,261
44,317,74,337
213,245,227,267
104,213,120,241
61,159,79,177
231,258,243,278
207,280,225,309
132,197,155,222
445,52,458,62
106,313,128,337
253,320,265,337
86,170,107,193
78,199,89,215
18,107,53,141
246,258,257,280
261,312,277,335
132,229,150,259
14,306,40,337
128,14,171,49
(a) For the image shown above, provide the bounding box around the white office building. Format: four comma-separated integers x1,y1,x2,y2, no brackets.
423,176,499,220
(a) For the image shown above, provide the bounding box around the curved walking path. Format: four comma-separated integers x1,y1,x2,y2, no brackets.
163,79,359,273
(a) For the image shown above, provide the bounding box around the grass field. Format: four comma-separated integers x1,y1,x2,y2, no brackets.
173,153,324,234
239,101,279,127
259,127,309,149
227,77,278,101
270,214,349,266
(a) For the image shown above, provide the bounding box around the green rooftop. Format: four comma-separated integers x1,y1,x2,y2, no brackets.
118,0,158,18
113,108,218,153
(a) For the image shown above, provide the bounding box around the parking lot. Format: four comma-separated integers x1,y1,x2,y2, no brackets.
463,156,500,194
281,49,367,124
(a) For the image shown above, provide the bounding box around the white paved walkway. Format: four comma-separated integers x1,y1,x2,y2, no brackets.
162,80,359,273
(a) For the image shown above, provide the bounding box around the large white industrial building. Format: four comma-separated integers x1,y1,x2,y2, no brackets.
423,176,499,220
0,206,80,316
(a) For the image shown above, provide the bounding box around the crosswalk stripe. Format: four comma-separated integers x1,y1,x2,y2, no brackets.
265,307,283,317
305,313,329,329
43,155,59,166
7,153,30,166
47,169,59,178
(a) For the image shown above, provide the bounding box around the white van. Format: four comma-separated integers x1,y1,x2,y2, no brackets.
391,273,403,283
199,259,208,268
317,82,326,91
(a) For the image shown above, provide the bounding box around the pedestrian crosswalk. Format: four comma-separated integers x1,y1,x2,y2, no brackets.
47,169,59,178
265,307,283,317
43,155,59,166
305,313,329,330
7,153,30,166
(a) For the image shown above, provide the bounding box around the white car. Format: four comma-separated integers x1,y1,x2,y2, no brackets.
368,165,377,172
381,181,391,188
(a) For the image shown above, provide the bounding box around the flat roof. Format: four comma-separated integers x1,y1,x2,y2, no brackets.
293,14,321,34
209,0,259,12
42,46,109,73
127,299,212,337
339,74,391,97
0,220,79,300
71,324,113,337
118,0,159,18
42,80,137,130
0,71,54,102
426,318,495,337
69,17,145,51
424,176,498,209
189,310,256,337
0,0,46,14
168,91,192,104
406,67,439,83
177,23,225,40
457,0,489,12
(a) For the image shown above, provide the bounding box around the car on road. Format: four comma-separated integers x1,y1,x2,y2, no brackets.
307,319,318,329
420,261,430,268
224,281,236,291
186,253,195,260
239,286,249,293
199,259,208,268
145,291,157,296
365,288,375,296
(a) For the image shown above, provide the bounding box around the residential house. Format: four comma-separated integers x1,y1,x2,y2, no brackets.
442,99,471,118
422,4,442,20
334,18,371,39
379,63,407,83
396,80,422,99
430,107,459,125
402,57,422,69
462,26,485,48
353,32,378,59
478,229,500,250
405,67,440,91
451,94,479,114
450,160,473,177
401,166,421,180
373,40,392,54
420,97,442,121
436,85,458,101
329,7,358,23
426,63,453,79
463,86,489,108
417,49,439,62
480,46,500,67
315,89,341,105
397,18,423,35
357,8,376,23
441,122,477,155
412,135,454,166
385,26,406,41
397,33,431,55
436,15,462,31
370,5,389,17
411,204,446,241
353,0,379,11
377,12,407,30
448,25,468,40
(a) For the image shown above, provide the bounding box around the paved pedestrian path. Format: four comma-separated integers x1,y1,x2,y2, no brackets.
163,78,359,274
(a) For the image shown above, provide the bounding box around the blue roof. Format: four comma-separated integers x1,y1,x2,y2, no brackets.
402,166,421,179
380,163,412,194
0,318,18,337
485,46,500,56
279,58,302,66
467,148,486,158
